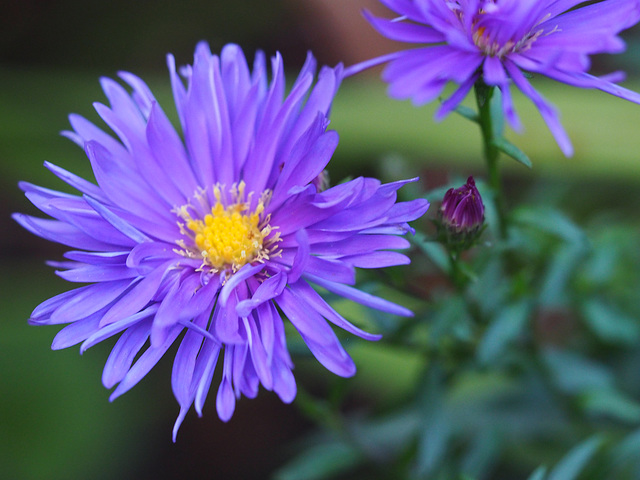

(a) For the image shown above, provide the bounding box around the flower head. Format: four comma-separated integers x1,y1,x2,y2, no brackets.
438,176,485,250
14,42,429,439
349,0,640,156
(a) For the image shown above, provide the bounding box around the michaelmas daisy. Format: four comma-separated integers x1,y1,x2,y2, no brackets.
14,43,429,439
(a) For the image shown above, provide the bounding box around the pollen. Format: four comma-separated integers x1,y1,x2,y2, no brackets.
175,181,280,273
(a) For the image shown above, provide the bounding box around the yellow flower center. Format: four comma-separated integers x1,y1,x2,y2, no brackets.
175,182,280,273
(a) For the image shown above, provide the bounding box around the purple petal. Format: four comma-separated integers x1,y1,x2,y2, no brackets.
288,229,309,284
305,273,413,317
343,251,411,268
504,59,573,156
55,263,136,283
51,311,102,349
216,348,236,422
48,280,131,324
363,10,444,43
435,73,478,121
99,261,173,327
289,281,382,341
82,305,159,353
102,319,152,388
235,271,287,317
243,316,273,389
277,288,356,377
12,213,119,251
194,336,222,416
219,263,265,306
151,273,202,347
109,323,182,400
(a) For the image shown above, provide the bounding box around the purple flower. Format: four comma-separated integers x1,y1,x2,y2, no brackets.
348,0,640,156
440,176,484,235
14,42,429,439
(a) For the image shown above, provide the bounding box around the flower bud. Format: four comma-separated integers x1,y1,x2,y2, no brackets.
438,176,485,251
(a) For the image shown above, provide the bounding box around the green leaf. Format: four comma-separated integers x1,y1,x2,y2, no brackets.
453,104,479,123
542,348,613,394
513,207,587,244
580,388,640,423
538,243,585,307
491,136,532,168
411,231,451,275
581,299,640,345
414,366,450,477
461,430,500,479
547,436,602,480
608,428,640,474
477,301,530,365
527,466,548,480
273,442,363,480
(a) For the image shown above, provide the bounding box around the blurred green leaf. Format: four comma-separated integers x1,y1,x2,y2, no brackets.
412,231,450,275
527,466,548,480
542,348,613,394
581,299,640,345
580,388,640,423
273,442,363,480
477,301,530,365
513,207,587,245
538,243,587,307
350,410,422,456
428,295,475,347
460,429,499,479
468,257,509,317
547,436,602,480
607,428,640,477
415,368,451,477
349,342,423,405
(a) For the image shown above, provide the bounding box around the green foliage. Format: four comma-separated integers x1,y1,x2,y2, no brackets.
278,81,640,477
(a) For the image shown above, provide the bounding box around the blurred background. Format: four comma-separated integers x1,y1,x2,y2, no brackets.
3,1,640,479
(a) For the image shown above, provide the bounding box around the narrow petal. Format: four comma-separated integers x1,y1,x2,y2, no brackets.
305,273,413,317
235,271,287,318
504,60,573,156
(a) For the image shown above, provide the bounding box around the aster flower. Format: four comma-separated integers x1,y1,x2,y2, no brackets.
348,0,640,156
14,42,429,439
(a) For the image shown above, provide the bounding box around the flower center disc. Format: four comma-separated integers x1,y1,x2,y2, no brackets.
176,182,279,273
188,202,263,270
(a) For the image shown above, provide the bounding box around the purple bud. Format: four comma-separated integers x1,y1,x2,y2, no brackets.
438,176,485,251
441,177,484,232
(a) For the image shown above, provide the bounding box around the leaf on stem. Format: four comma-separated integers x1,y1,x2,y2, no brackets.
491,137,532,168
453,104,480,123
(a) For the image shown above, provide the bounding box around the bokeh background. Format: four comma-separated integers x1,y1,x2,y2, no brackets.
3,1,640,479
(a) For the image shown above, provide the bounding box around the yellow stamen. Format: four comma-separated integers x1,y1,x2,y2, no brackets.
174,181,281,273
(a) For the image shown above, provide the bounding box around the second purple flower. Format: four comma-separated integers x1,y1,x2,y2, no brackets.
349,0,640,156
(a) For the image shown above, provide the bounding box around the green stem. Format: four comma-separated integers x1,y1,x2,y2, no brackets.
448,250,465,292
474,81,507,240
